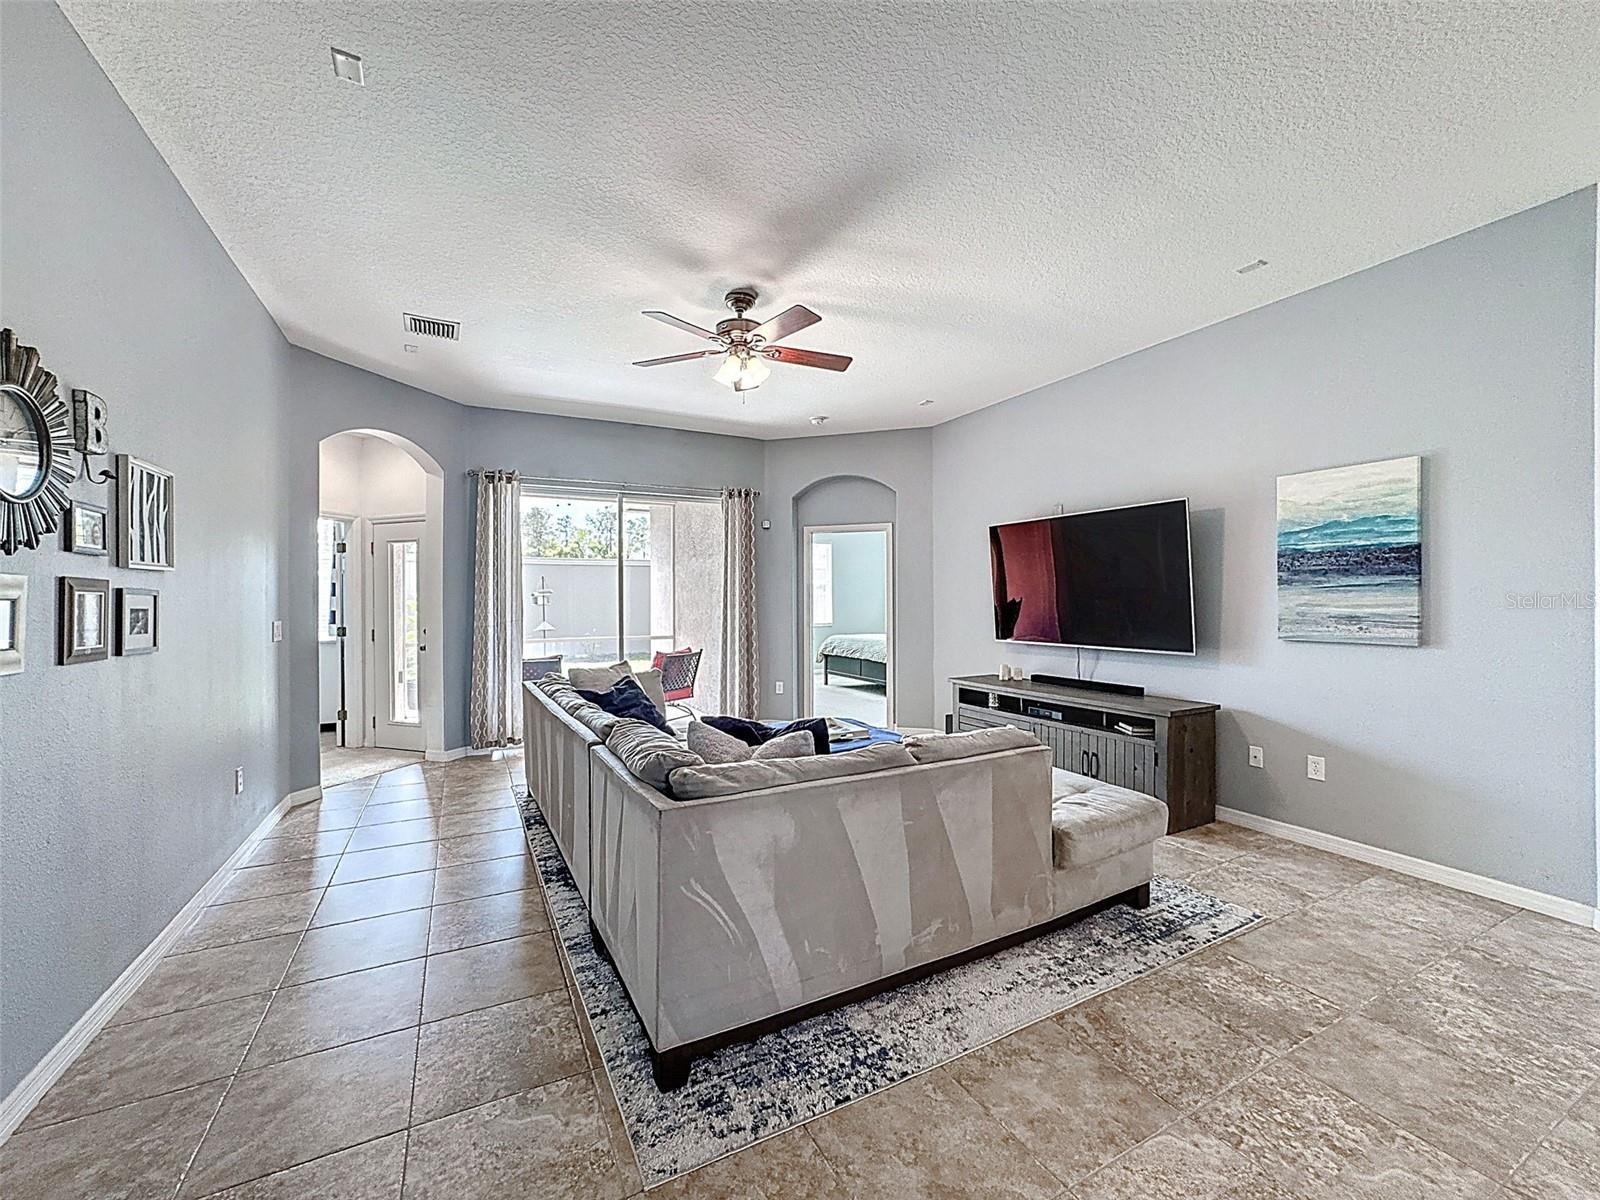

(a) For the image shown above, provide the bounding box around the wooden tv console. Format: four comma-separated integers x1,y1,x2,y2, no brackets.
949,675,1218,833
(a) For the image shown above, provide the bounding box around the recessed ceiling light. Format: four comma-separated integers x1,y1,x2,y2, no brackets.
402,344,419,354
809,415,829,426
918,399,935,407
331,47,364,85
1236,258,1268,275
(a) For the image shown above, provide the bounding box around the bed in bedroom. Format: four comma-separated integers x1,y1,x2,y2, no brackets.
816,632,888,688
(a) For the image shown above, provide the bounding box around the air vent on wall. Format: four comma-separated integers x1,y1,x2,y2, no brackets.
403,313,460,340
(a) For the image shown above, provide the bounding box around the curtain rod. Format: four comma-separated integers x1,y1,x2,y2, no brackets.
466,470,751,501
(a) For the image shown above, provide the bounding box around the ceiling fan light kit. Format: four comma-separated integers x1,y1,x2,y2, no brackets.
633,288,852,394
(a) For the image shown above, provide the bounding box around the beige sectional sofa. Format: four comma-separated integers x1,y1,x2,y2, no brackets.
521,676,1167,1088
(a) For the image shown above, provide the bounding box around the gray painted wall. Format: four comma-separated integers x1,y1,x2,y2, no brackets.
931,188,1598,905
0,2,292,1097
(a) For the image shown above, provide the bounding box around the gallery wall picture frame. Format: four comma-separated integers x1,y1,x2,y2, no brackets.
59,576,110,665
117,455,175,571
116,588,159,656
65,498,109,556
0,573,26,677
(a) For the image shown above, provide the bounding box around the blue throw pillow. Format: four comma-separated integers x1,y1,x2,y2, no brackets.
578,676,671,733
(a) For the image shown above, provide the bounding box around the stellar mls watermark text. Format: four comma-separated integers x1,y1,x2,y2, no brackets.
1504,590,1595,610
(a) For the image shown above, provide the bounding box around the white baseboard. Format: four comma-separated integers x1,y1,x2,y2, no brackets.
285,784,322,809
1216,806,1599,930
425,746,470,763
0,789,300,1143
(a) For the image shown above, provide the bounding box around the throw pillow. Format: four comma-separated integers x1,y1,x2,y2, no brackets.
569,660,633,693
753,730,817,760
578,676,669,733
688,721,815,763
605,718,704,790
703,714,831,756
650,646,691,670
631,666,668,718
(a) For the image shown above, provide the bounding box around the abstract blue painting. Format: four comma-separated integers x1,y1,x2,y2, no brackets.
1277,456,1421,645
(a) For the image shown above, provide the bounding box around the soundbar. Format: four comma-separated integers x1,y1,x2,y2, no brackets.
1029,673,1146,698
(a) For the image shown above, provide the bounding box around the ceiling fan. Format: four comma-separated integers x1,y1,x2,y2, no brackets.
632,288,852,393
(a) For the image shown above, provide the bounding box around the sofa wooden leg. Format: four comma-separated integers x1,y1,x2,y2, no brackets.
651,1048,692,1091
1126,882,1151,910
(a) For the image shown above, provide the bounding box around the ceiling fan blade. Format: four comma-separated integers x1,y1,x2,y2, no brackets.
642,310,718,340
751,304,821,345
771,346,852,372
632,349,723,367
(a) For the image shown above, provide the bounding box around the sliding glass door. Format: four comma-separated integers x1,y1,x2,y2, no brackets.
520,488,724,703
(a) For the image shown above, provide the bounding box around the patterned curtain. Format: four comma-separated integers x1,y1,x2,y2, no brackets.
719,487,760,717
470,470,524,747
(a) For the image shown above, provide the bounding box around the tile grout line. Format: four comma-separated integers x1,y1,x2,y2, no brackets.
1502,1066,1600,1183
1053,851,1537,1196
1231,903,1567,1189
168,778,388,1200
161,767,528,1198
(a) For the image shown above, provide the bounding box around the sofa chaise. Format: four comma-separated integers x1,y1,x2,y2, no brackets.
521,676,1168,1088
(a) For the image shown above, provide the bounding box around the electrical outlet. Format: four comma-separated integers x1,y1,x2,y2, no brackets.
1248,745,1264,768
774,680,785,695
234,767,245,795
1306,755,1326,782
271,620,283,643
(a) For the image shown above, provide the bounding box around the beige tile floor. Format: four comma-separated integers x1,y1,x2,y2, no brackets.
3,754,1597,1199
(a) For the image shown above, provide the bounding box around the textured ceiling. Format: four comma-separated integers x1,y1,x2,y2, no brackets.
59,1,1600,439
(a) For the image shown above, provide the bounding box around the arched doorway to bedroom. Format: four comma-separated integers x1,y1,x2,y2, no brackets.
316,429,446,787
794,475,897,728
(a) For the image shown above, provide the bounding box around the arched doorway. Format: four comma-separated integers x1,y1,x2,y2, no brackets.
316,429,446,785
793,475,897,727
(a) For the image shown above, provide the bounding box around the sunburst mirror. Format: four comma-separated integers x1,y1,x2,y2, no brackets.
1,328,75,555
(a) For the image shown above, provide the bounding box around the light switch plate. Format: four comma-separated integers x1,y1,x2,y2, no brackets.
774,680,785,695
234,767,245,795
271,620,283,643
1248,745,1264,768
1307,755,1326,782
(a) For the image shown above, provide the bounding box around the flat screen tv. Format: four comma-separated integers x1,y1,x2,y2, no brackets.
989,498,1195,655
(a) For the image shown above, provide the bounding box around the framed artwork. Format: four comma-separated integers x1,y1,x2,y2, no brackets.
0,573,25,676
1277,455,1422,645
117,455,175,570
66,498,109,556
116,588,159,655
59,576,110,665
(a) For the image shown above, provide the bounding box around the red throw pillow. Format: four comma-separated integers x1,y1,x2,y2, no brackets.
651,646,692,671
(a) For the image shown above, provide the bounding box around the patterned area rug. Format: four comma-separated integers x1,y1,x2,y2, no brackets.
517,797,1261,1187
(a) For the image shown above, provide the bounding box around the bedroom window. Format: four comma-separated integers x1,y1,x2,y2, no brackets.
811,540,834,626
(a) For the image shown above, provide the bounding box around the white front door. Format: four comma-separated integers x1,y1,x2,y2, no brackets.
373,519,427,751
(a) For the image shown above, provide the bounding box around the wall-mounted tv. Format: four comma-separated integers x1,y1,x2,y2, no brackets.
989,498,1195,655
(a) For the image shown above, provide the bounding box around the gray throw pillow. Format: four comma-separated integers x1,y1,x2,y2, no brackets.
688,721,814,763
568,661,633,693
631,666,668,718
605,718,704,789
